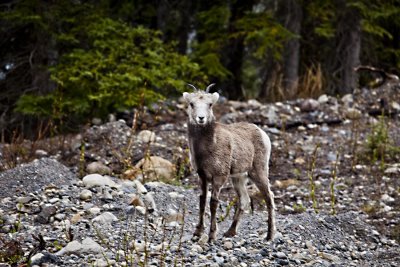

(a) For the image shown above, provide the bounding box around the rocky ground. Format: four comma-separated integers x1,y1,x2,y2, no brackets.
0,83,400,266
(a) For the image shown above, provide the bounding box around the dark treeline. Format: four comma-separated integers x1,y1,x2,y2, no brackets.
1,0,400,139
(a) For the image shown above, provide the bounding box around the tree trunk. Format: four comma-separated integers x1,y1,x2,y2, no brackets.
177,0,193,54
329,0,361,95
281,0,302,99
258,0,302,101
222,0,255,100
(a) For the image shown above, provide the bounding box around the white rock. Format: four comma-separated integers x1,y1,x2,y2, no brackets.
82,174,117,188
168,192,184,199
137,130,156,143
93,258,114,267
135,206,146,215
143,192,157,212
318,94,329,104
191,244,204,253
381,193,395,203
224,241,233,250
30,253,44,264
198,233,209,246
132,240,146,252
92,212,118,225
391,101,400,111
247,99,262,107
133,180,148,194
88,207,101,215
79,189,93,201
35,149,48,157
341,94,353,106
384,166,399,174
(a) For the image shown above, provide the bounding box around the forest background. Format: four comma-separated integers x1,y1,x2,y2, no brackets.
1,0,399,139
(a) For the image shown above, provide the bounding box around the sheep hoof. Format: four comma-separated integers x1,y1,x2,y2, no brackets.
223,229,236,237
208,231,217,242
266,232,275,241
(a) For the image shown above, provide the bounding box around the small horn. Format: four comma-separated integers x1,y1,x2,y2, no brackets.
187,83,198,91
205,83,216,93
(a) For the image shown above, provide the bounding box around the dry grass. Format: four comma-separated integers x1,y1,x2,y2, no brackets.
297,63,324,99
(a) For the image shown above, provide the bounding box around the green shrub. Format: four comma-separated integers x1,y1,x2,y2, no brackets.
16,17,206,121
365,115,400,163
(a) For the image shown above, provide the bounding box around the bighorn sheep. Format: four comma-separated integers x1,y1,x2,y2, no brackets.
183,84,276,242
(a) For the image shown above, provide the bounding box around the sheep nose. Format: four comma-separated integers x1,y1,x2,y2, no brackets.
198,116,204,121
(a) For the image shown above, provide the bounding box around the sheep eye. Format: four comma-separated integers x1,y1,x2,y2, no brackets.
209,103,213,108
190,102,194,108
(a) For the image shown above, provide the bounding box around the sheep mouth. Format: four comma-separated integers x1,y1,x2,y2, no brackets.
195,120,207,125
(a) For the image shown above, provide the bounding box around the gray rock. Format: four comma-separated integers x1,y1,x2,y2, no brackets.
54,213,66,221
86,162,111,175
0,158,74,198
35,205,57,224
92,118,102,125
16,196,35,204
320,252,341,263
260,106,279,125
275,251,287,259
344,107,362,120
300,99,320,112
57,237,103,256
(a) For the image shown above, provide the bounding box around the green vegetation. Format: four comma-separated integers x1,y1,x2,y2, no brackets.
308,143,320,213
293,203,307,214
365,115,400,164
15,17,204,121
1,0,400,137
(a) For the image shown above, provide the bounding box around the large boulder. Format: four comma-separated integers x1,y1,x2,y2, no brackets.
134,156,176,182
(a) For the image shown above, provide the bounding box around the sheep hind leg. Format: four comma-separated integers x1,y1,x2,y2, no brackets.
249,169,276,241
224,174,250,237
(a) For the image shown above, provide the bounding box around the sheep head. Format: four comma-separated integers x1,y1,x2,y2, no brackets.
183,84,219,126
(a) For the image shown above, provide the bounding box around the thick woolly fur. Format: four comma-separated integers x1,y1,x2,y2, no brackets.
183,89,276,242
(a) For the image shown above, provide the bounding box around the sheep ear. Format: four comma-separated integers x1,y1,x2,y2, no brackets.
212,92,219,103
183,92,190,102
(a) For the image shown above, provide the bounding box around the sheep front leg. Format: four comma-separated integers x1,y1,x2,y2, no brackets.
209,176,227,242
193,177,207,239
